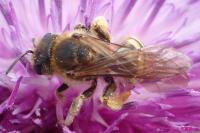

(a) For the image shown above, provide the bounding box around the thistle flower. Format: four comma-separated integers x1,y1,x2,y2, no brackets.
0,0,200,133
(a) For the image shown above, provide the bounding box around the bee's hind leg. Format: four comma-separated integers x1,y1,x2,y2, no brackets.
122,37,144,50
101,77,131,110
101,77,117,109
64,79,97,126
90,16,111,42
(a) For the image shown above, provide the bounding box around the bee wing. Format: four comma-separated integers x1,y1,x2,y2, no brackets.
129,45,192,81
74,35,191,82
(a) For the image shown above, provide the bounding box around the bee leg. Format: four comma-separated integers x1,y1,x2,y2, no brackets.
117,37,144,53
56,83,69,98
74,24,87,31
122,37,144,50
72,24,88,36
90,16,111,42
65,79,97,126
101,77,131,110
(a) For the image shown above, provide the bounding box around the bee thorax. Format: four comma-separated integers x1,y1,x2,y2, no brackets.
51,36,95,75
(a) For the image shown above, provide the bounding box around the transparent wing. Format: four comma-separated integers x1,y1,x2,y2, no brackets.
72,34,192,82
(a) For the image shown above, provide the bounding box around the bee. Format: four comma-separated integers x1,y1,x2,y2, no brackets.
6,16,191,126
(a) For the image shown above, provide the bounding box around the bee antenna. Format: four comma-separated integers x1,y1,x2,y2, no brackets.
6,50,34,75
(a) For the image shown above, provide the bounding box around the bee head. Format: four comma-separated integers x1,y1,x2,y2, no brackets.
33,33,57,75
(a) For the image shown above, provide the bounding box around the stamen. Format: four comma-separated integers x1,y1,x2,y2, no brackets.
23,98,42,119
38,0,46,28
103,113,128,133
112,0,136,30
7,76,23,107
140,0,165,34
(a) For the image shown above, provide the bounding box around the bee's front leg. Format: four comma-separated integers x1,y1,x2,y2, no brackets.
90,16,111,42
65,79,97,126
101,77,131,110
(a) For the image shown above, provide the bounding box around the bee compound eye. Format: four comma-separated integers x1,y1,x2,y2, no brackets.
34,64,42,74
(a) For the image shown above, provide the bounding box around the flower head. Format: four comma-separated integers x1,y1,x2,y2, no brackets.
0,0,200,133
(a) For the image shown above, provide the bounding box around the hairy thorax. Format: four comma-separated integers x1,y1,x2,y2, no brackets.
50,33,97,82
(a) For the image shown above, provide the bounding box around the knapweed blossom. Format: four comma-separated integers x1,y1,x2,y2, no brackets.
0,0,200,133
